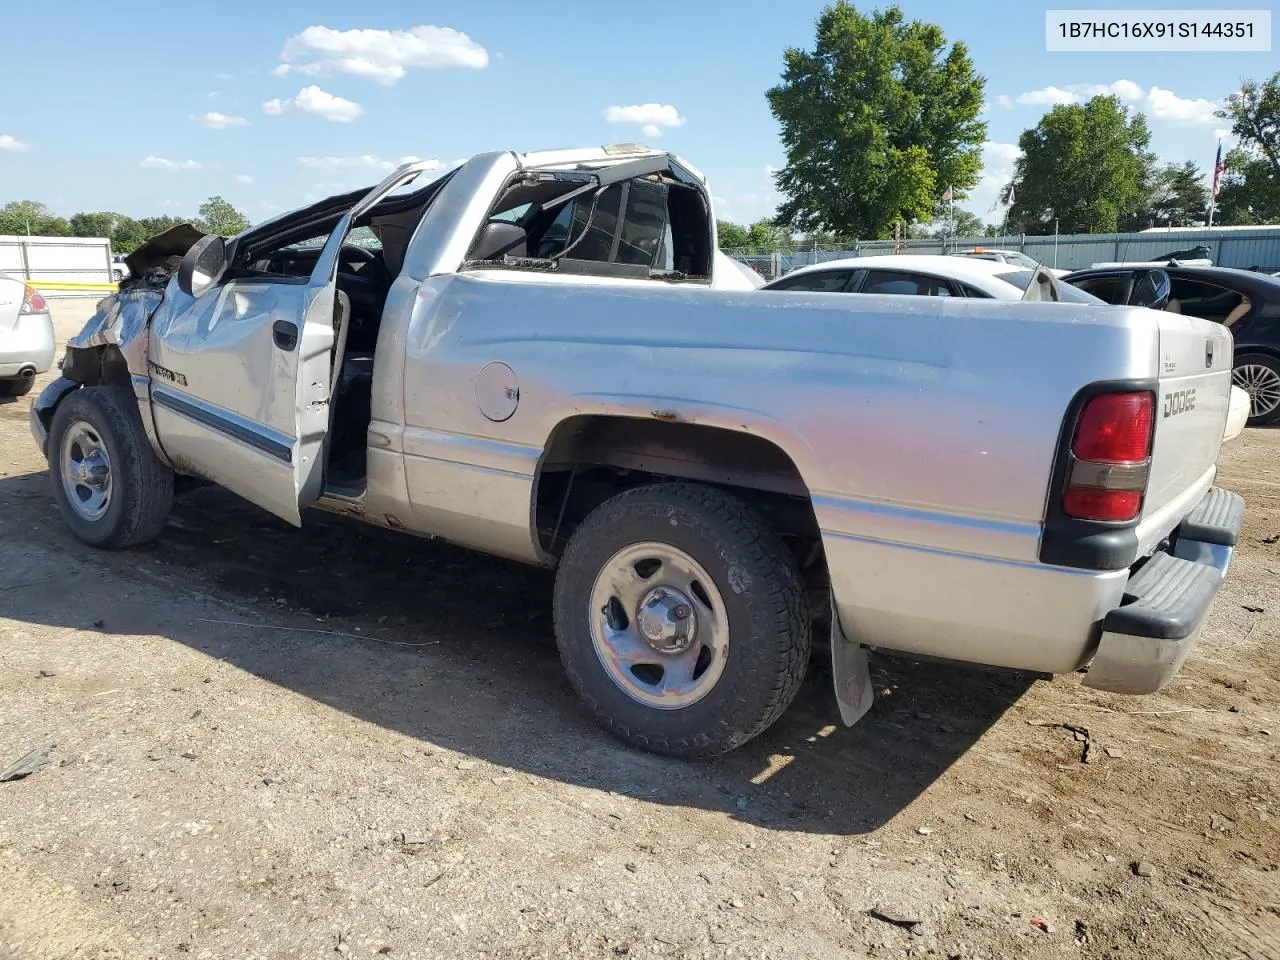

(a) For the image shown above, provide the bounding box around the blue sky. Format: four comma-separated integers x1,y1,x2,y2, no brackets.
0,1,1270,230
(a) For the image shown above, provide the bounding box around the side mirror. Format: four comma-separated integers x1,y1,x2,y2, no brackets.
177,234,227,297
1132,269,1171,310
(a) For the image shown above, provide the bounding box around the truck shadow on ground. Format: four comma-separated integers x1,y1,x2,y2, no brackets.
1,470,1038,837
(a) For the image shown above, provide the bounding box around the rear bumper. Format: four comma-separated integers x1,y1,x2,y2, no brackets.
0,312,56,378
1083,486,1244,694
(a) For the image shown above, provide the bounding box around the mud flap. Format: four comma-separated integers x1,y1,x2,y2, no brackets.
830,598,874,726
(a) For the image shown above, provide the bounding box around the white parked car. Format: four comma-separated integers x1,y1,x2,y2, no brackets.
951,247,1071,277
762,254,1100,301
0,272,55,397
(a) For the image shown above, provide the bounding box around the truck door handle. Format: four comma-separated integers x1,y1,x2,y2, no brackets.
272,320,298,351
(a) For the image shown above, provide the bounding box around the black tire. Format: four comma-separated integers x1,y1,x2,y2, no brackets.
1233,353,1280,427
47,386,174,549
0,378,33,398
552,482,811,757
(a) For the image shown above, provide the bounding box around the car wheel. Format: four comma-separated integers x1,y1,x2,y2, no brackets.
48,386,174,549
0,378,34,398
112,270,123,282
552,481,811,757
1232,353,1280,427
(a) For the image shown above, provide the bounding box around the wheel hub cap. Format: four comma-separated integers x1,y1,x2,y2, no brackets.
587,541,730,710
636,587,696,654
59,421,113,522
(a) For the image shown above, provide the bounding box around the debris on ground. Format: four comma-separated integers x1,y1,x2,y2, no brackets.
1133,861,1156,877
869,907,922,931
1030,918,1054,934
1028,720,1092,763
0,741,55,783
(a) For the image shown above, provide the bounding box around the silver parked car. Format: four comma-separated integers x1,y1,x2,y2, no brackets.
0,272,55,397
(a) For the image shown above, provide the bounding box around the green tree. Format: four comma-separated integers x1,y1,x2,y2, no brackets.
0,200,71,237
716,220,750,248
1219,73,1280,174
745,218,793,250
1009,95,1152,235
1152,162,1209,227
1213,148,1280,225
929,208,985,239
197,196,249,236
766,2,985,239
1214,73,1280,224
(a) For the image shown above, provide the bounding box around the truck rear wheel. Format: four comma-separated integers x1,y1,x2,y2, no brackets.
47,386,174,549
552,482,811,757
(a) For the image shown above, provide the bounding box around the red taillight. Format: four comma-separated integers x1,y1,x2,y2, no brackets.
20,285,47,314
1062,391,1154,523
1072,393,1153,462
1062,487,1143,522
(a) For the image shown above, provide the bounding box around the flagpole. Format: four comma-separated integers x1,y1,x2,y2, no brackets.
949,186,955,244
1208,138,1222,229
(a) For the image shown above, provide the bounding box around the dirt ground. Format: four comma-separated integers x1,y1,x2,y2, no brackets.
0,299,1277,960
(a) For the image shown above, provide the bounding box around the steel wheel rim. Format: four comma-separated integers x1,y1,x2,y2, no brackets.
588,541,730,710
60,421,113,522
1233,363,1280,419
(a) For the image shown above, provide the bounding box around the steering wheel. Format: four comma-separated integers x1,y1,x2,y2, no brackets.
337,244,389,285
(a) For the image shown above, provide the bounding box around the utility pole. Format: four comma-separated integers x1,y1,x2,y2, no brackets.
1054,218,1059,269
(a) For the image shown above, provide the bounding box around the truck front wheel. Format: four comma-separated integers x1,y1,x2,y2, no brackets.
47,386,174,549
552,482,812,757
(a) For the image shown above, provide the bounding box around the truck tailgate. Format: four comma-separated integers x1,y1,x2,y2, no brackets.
1141,313,1233,533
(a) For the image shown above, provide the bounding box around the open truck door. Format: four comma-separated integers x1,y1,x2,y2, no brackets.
147,161,439,526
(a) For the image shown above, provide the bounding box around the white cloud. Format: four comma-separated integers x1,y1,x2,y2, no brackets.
603,103,686,131
1008,81,1219,124
983,141,1022,167
215,72,235,81
235,174,254,184
1017,85,1077,107
765,164,778,177
995,94,1014,109
298,155,441,173
263,85,363,122
1146,86,1219,123
198,111,249,129
1072,79,1144,101
0,134,30,152
1214,128,1232,142
141,156,201,172
642,123,662,139
274,25,489,84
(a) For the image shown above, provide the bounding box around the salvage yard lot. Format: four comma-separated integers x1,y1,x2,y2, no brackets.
0,301,1277,960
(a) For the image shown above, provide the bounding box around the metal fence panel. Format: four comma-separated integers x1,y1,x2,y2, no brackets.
729,227,1280,281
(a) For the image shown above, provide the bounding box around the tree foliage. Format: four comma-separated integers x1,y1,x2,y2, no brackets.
198,196,249,236
766,1,985,239
1214,72,1280,224
0,200,70,237
715,218,795,250
1122,161,1209,229
0,198,248,253
1008,95,1152,235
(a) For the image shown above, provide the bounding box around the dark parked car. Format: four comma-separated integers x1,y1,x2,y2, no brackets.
1063,265,1280,426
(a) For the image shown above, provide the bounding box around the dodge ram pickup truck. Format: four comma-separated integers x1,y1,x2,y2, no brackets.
31,144,1245,757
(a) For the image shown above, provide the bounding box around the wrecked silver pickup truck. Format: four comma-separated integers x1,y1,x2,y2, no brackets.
32,144,1244,757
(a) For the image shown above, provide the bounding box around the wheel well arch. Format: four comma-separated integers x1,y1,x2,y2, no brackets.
32,345,133,438
532,414,826,583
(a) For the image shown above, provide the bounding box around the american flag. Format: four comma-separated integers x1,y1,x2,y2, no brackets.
941,185,953,203
1211,141,1225,199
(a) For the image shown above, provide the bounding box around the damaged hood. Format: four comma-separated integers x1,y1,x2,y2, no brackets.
123,224,208,282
